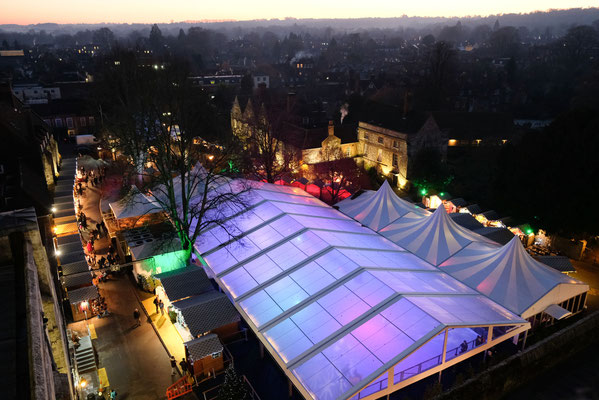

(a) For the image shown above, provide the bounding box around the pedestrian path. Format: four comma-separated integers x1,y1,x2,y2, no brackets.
139,291,187,362
67,157,182,399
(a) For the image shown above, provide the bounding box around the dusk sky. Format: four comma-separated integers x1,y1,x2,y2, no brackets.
1,0,597,25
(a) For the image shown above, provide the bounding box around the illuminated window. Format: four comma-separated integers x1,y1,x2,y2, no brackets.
502,139,507,144
377,149,383,162
448,139,457,146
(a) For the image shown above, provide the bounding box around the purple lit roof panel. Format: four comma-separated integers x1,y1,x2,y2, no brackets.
337,249,438,271
293,354,352,400
273,202,352,220
220,267,257,298
268,214,305,237
204,247,238,274
266,241,305,271
289,262,336,295
288,231,329,256
313,250,361,279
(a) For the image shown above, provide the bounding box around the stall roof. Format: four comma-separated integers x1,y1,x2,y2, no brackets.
439,237,587,316
68,285,98,304
61,272,93,289
380,206,498,266
463,204,482,214
185,334,223,361
58,250,86,266
192,180,528,400
56,233,81,246
177,291,240,337
474,227,515,245
109,185,161,220
449,213,484,231
536,256,576,273
155,266,213,302
60,260,88,275
448,198,468,207
336,181,429,231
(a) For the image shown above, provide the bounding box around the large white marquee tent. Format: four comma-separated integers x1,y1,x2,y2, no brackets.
189,180,530,400
337,182,589,322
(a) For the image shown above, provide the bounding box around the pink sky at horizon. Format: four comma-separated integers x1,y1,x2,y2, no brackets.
1,1,597,25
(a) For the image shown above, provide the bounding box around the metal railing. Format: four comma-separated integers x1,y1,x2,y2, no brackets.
353,336,493,399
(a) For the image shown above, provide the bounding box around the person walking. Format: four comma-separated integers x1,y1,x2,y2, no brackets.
179,358,188,375
158,299,165,315
109,389,117,399
133,308,141,327
170,356,177,376
153,297,159,314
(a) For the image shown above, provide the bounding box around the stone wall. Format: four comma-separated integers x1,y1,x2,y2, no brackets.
436,311,599,400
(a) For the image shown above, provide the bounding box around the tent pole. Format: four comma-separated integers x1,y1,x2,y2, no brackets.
521,329,528,350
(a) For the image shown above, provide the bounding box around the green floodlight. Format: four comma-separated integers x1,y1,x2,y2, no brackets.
439,192,445,196
420,188,427,196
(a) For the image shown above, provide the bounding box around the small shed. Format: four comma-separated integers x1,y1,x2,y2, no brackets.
109,185,164,230
536,256,576,273
155,266,213,306
474,226,515,245
449,213,484,231
175,291,240,340
61,271,93,290
185,334,225,378
460,204,482,214
68,285,99,321
61,260,89,276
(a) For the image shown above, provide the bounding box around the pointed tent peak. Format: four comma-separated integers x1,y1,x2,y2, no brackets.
433,204,448,214
379,179,392,191
497,235,530,257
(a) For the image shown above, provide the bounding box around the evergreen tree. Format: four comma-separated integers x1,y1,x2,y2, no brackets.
218,366,249,400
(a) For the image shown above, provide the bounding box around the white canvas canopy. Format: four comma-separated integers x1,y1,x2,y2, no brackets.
439,237,589,318
336,180,429,231
380,205,498,266
109,185,161,220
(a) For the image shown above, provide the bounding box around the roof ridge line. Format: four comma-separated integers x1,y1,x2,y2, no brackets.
235,246,335,303
257,265,365,333
287,292,404,370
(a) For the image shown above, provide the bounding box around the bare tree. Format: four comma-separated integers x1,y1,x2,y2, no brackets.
237,99,299,183
98,50,250,262
311,142,360,204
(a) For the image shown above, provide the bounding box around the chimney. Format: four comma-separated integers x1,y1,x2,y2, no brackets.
286,92,296,113
328,120,334,136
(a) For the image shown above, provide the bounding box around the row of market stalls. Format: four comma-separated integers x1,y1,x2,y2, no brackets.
102,173,239,381
153,266,239,380
337,181,589,331
52,157,99,322
185,179,537,400
422,192,537,246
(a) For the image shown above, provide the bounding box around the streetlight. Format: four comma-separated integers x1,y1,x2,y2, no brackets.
80,300,89,324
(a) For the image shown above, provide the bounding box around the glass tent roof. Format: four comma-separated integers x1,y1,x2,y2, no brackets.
192,181,528,400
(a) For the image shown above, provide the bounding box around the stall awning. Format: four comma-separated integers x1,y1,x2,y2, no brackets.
68,286,98,304
185,334,223,362
544,304,572,320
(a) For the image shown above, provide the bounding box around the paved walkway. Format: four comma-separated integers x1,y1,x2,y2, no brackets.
68,157,185,399
139,291,187,362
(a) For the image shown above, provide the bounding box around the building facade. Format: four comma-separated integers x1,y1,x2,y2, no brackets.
358,122,409,188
